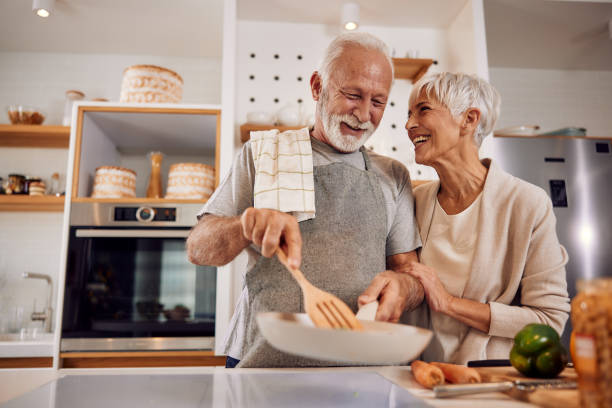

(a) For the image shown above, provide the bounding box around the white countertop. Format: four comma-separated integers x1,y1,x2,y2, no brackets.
0,366,536,407
0,333,54,358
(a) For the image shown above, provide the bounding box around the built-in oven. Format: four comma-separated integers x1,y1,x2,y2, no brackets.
61,202,215,352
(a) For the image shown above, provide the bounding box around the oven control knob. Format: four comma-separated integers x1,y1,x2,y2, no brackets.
136,207,155,222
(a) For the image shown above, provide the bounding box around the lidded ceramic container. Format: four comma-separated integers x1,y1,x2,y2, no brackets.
91,166,136,198
120,65,183,104
165,163,215,200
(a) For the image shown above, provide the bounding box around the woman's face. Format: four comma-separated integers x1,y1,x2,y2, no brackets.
405,92,463,166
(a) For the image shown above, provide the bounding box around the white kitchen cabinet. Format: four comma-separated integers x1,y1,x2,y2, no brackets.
50,102,231,368
67,102,221,202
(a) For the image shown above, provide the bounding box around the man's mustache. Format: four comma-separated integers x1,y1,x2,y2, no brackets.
336,114,374,132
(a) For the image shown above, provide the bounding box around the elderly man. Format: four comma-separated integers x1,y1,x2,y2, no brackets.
187,32,423,368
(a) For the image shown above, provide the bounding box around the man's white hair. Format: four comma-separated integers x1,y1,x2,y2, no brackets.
409,72,501,147
318,32,394,89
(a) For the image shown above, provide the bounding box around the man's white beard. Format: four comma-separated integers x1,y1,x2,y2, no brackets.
319,99,375,153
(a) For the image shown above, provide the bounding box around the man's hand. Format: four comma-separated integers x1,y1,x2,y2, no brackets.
358,270,423,322
240,207,303,268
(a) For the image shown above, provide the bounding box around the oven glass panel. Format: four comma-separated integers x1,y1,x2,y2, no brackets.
63,228,216,338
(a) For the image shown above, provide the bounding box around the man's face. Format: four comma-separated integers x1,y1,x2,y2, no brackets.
314,46,392,153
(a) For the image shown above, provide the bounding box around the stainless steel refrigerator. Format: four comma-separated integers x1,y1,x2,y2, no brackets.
489,135,612,348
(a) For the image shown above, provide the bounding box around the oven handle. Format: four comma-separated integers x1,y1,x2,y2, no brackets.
75,229,190,238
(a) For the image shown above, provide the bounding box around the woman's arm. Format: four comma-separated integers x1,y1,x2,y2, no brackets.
446,297,490,333
403,262,491,333
406,192,570,337
487,197,570,339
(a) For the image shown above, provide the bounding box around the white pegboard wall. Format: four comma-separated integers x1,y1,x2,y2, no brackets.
236,21,457,180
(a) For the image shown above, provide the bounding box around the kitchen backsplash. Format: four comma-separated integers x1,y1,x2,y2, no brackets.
0,147,68,333
0,211,64,333
0,51,222,125
0,50,224,333
236,20,453,181
490,67,612,137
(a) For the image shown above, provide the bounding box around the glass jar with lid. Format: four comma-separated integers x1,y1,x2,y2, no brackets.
571,278,612,408
7,174,25,194
62,90,85,126
23,177,41,195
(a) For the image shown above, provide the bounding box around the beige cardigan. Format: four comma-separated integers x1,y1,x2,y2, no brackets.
406,159,570,364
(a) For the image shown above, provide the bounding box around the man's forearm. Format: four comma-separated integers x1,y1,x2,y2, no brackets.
387,251,425,312
187,214,250,266
401,274,425,311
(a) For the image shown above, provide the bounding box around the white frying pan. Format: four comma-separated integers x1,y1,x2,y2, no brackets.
256,310,432,365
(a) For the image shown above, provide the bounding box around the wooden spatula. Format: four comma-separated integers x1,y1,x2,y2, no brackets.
275,248,363,330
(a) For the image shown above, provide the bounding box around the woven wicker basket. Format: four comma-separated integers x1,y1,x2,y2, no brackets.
91,166,137,198
120,65,183,104
165,163,215,200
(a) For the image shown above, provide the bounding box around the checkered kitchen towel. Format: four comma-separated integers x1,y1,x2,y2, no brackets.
250,127,315,222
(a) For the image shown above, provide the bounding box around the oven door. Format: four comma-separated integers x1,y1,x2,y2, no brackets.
61,227,216,351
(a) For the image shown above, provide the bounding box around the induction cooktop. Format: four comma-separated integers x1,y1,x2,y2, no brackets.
2,371,430,407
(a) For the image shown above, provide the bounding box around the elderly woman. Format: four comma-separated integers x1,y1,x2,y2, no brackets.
403,72,570,364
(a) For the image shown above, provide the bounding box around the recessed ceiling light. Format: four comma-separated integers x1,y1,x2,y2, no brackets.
32,0,55,18
342,3,360,31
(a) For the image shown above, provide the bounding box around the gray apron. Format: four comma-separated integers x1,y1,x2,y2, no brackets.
239,148,387,367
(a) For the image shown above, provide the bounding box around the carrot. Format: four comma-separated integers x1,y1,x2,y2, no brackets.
410,360,445,389
430,362,482,384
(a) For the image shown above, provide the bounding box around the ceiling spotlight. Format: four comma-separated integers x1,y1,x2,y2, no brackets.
32,0,55,18
342,3,360,31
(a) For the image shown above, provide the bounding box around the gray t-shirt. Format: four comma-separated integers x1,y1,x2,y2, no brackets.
200,136,421,358
201,136,421,264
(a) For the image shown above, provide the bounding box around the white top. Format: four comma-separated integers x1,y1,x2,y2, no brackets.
410,160,570,364
420,193,482,362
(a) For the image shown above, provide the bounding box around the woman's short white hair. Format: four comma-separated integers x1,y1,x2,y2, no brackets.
319,32,394,89
409,72,501,147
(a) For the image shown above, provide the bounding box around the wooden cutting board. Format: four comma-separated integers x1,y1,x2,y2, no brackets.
474,366,579,408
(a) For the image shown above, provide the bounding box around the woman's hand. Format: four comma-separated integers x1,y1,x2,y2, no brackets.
402,261,492,333
402,261,454,314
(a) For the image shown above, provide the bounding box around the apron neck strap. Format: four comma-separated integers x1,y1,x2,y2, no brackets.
359,146,372,171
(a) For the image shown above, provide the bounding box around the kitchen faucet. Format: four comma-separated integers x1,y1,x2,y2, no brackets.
22,272,53,333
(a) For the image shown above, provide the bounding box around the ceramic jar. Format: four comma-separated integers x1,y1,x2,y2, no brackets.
91,166,136,198
276,103,303,127
62,90,85,126
165,163,215,200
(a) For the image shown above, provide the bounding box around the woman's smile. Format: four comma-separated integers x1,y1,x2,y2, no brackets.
411,134,431,148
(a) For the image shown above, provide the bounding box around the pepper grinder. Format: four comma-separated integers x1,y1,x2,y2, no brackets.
146,151,163,198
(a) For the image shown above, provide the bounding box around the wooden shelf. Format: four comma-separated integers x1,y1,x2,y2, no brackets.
240,124,306,143
0,357,52,369
0,124,70,148
60,350,225,368
392,58,435,82
0,195,64,211
411,179,432,188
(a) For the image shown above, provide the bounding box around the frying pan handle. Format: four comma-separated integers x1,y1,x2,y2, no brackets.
433,381,514,398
